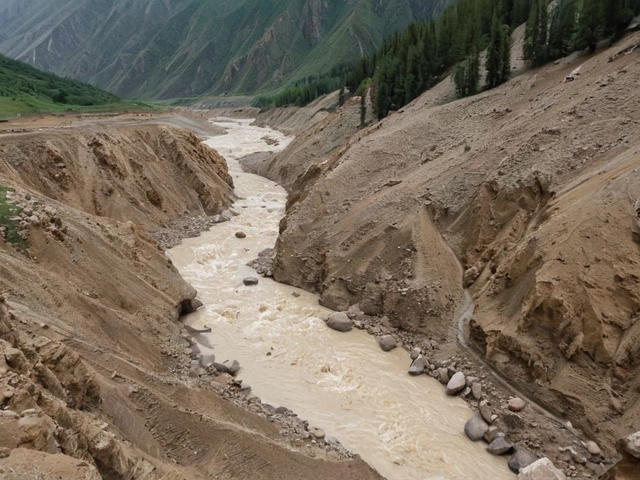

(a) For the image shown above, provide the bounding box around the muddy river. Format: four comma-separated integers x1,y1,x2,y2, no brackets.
168,118,514,480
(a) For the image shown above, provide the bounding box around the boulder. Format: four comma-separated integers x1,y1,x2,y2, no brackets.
379,335,397,352
309,427,325,439
472,382,483,400
243,277,259,286
464,413,489,441
508,397,527,412
484,427,505,443
199,353,216,366
223,359,240,374
326,312,353,332
438,367,449,384
508,449,539,473
621,432,640,459
410,348,421,360
214,360,240,375
446,372,466,395
518,458,566,479
180,298,204,314
235,231,247,239
325,436,340,446
408,356,426,375
584,440,602,456
488,437,514,455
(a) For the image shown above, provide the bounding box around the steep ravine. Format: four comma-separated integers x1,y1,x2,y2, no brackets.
169,117,515,480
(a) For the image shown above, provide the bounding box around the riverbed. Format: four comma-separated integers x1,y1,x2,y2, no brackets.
168,117,514,480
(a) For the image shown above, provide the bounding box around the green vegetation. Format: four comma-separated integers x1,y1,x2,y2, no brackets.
261,0,639,118
0,185,24,247
0,54,144,117
252,66,350,109
527,0,640,65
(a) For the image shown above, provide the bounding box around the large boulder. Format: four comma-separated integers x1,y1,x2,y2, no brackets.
488,437,513,455
518,458,566,479
326,312,353,332
379,335,397,352
464,413,489,441
446,372,466,395
621,431,640,459
408,356,426,375
214,359,240,375
508,449,539,473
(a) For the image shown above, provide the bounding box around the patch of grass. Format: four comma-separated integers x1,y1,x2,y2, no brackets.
0,185,25,247
0,54,157,118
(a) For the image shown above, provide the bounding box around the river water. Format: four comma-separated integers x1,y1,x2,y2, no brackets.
168,118,514,480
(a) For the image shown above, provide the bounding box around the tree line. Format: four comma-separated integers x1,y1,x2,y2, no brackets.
254,0,640,118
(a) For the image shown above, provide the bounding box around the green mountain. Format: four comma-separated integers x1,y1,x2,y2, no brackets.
0,0,449,100
0,53,131,117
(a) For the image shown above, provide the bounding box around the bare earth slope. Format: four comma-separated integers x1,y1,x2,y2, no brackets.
0,119,381,479
267,31,640,456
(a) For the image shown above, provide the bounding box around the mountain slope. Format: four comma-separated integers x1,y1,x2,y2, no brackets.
0,53,126,116
249,30,640,459
0,0,449,100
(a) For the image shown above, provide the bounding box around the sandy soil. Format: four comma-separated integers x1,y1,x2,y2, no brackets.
0,116,381,479
246,31,640,477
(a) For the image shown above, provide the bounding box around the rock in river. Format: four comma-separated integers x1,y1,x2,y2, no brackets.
326,312,353,332
408,356,426,375
488,437,513,455
508,449,538,473
243,277,259,286
235,231,247,238
464,413,489,441
446,372,466,395
214,360,240,375
379,335,397,352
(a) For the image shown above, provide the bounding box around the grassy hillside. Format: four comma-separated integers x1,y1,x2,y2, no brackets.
0,0,450,100
0,54,141,117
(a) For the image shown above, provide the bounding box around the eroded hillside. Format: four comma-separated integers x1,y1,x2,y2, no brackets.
255,31,640,458
0,118,381,479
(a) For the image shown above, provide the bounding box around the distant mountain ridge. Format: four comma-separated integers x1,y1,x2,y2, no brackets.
0,0,449,100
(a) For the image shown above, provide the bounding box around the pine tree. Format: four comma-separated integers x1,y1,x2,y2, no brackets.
575,0,604,53
360,89,366,126
486,9,504,88
499,24,511,84
338,86,345,106
548,0,576,60
524,0,548,66
454,49,480,98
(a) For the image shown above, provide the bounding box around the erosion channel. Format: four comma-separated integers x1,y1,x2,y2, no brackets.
168,117,514,480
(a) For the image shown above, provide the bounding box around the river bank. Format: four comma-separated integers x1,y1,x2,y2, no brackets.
168,117,519,479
